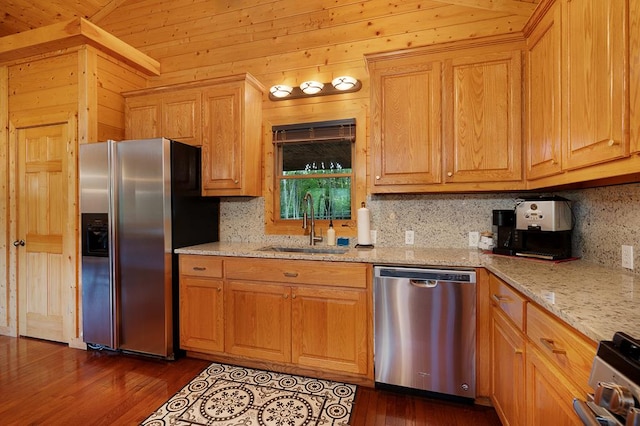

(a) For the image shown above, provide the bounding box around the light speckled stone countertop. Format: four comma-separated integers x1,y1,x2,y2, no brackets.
176,242,639,343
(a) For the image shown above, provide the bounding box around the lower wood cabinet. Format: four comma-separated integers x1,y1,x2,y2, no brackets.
179,255,372,379
488,273,596,425
179,256,224,352
491,307,526,426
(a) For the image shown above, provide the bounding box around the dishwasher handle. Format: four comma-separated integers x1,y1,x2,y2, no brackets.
410,279,438,288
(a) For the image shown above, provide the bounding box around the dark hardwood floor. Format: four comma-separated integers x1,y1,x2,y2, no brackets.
0,336,501,425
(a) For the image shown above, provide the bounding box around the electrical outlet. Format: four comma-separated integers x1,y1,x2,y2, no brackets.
622,245,634,269
371,230,377,245
405,230,414,245
468,231,480,247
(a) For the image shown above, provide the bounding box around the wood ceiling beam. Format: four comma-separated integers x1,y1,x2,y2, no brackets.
90,0,130,25
436,0,537,17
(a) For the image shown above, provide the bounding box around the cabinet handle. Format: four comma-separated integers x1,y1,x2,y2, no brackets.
292,293,296,299
491,294,511,303
375,175,380,180
217,287,222,292
514,348,524,355
283,272,298,278
193,266,206,271
540,338,566,355
283,293,289,299
234,179,239,184
607,139,616,147
447,171,453,177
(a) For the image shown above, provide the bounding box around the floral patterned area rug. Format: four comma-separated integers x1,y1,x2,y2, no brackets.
140,362,357,426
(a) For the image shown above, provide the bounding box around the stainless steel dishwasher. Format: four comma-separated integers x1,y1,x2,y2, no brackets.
374,266,477,399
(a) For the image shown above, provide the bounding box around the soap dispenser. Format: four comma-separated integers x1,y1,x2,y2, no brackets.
327,219,336,246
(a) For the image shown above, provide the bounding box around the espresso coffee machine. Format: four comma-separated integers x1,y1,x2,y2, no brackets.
511,196,573,260
492,210,515,256
492,197,573,260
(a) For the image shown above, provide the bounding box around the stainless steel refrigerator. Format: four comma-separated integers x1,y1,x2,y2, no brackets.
79,138,219,359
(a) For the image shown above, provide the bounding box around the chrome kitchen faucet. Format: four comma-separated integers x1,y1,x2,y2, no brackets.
302,192,323,246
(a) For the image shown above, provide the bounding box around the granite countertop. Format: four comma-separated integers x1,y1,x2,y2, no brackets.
176,242,640,343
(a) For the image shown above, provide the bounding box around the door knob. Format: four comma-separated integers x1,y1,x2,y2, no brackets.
13,240,25,247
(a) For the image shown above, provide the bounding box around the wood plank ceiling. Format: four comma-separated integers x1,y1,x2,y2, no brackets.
0,0,539,37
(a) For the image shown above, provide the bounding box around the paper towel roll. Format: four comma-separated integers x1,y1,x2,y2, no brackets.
357,202,372,245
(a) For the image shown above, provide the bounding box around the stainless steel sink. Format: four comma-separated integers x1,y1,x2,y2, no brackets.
257,245,348,255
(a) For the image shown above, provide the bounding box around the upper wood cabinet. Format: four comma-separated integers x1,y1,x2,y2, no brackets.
563,0,628,169
526,1,563,180
201,76,263,196
443,50,522,184
366,37,525,194
369,57,443,190
525,0,631,186
124,73,264,196
125,89,201,146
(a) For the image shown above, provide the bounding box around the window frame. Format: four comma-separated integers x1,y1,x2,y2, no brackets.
264,105,366,237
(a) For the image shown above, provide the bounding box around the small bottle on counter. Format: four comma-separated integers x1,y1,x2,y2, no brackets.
327,220,336,246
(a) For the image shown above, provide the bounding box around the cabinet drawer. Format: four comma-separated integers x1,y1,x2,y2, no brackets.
526,303,596,393
179,255,223,278
225,258,368,288
489,274,526,331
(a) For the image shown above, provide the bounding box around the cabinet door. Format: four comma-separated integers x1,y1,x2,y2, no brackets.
291,286,368,374
125,96,160,140
224,280,291,363
162,91,201,146
563,0,628,169
526,345,584,426
179,276,224,352
491,308,525,426
370,59,442,191
443,51,522,183
527,2,563,180
202,84,242,192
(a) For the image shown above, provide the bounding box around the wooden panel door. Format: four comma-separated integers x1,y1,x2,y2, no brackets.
526,345,584,426
202,84,242,193
526,2,563,180
291,286,368,374
125,96,160,140
179,276,224,353
369,59,442,191
443,50,522,183
563,0,628,169
162,91,201,146
17,122,71,342
224,280,291,363
490,308,525,426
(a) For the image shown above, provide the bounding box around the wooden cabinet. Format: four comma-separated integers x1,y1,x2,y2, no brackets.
125,90,201,146
369,57,442,190
526,0,563,180
563,0,628,170
179,255,224,353
442,50,522,184
224,257,370,375
179,255,372,379
366,37,525,193
124,73,264,196
489,274,527,426
488,273,596,425
201,76,263,196
525,0,631,187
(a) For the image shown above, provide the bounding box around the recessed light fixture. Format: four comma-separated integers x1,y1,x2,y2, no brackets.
269,85,293,98
300,81,324,95
332,76,358,91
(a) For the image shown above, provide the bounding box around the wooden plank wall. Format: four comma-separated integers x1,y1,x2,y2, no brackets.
96,0,531,110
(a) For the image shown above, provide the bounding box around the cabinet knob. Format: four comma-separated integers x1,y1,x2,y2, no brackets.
217,287,222,292
447,171,453,177
292,294,296,299
375,175,380,180
514,348,524,355
607,139,616,147
234,179,239,184
283,293,289,299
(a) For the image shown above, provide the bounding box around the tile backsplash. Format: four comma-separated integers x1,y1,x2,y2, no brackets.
219,183,640,273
